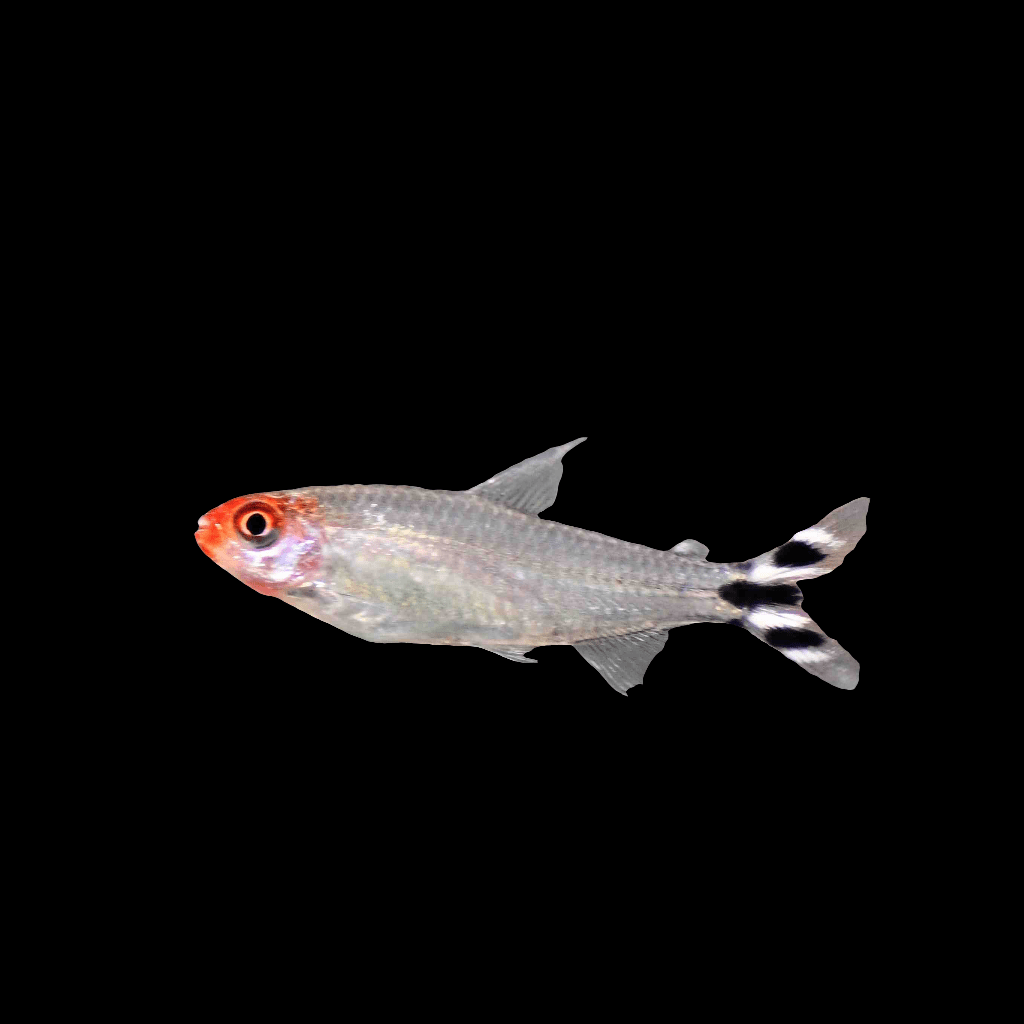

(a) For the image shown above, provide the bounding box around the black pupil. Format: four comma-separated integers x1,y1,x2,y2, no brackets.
246,513,267,536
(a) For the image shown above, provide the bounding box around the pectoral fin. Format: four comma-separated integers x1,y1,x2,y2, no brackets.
467,438,586,515
574,629,668,695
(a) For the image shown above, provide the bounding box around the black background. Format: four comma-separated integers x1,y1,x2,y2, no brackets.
68,27,928,971
165,101,896,786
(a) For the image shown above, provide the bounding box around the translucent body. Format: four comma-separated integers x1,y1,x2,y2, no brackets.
273,486,737,649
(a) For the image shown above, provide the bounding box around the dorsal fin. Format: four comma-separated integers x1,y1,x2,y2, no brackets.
466,438,586,514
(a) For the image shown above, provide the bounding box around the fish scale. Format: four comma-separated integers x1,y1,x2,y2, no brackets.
196,439,868,693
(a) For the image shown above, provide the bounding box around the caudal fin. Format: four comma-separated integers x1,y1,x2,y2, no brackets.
719,498,869,690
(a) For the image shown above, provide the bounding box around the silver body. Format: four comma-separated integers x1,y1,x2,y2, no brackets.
283,485,734,650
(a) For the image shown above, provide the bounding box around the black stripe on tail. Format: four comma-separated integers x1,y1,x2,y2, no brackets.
772,541,827,568
718,581,802,608
763,627,824,648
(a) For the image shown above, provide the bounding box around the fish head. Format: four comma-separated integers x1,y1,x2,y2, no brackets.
195,491,324,596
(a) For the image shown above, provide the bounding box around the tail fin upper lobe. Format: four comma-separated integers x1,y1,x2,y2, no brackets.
721,498,869,690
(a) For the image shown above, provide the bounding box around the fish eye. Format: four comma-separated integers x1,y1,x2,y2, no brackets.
245,513,267,536
234,502,280,547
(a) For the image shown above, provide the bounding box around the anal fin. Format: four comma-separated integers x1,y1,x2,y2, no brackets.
574,629,668,695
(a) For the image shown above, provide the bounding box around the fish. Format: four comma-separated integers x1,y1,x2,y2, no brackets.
195,438,868,693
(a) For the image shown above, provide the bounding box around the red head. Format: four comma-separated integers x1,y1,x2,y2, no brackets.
195,491,324,595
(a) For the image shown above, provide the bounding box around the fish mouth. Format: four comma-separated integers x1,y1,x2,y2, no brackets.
195,513,221,558
195,529,213,557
